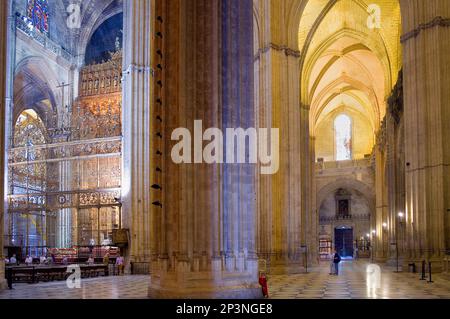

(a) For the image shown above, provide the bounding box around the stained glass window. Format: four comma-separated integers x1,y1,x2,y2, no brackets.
335,114,352,161
27,0,49,35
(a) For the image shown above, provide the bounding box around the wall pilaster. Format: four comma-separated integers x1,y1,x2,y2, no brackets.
254,0,315,272
0,0,9,290
147,0,260,298
122,0,153,272
400,0,450,268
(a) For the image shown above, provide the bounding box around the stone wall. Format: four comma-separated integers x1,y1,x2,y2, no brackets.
316,162,375,252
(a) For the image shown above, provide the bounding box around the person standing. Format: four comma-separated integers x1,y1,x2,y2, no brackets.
333,250,342,276
103,253,110,276
87,255,95,265
25,255,33,266
329,251,335,275
258,272,269,298
103,253,110,265
116,254,124,275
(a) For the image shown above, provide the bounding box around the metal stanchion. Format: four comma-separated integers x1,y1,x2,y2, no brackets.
420,260,426,280
301,245,308,274
427,262,433,283
6,267,13,289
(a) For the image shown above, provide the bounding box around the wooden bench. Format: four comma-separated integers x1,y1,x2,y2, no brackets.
5,264,109,288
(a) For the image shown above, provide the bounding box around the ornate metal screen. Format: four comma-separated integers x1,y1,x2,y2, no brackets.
6,51,123,257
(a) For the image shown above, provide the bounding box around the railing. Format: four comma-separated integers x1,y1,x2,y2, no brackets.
15,15,73,62
315,158,372,170
319,214,370,223
7,187,121,212
8,136,122,165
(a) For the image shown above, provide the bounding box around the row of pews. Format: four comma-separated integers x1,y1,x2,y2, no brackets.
5,264,110,289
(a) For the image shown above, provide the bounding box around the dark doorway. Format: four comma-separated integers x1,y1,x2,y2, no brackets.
335,227,353,257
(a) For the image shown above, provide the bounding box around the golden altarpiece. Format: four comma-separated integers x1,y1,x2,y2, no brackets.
6,51,123,257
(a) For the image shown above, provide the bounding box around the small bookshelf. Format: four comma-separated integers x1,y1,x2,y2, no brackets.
319,239,332,260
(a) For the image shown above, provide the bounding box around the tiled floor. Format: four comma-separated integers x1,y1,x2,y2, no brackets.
0,275,149,299
269,260,450,299
0,261,449,299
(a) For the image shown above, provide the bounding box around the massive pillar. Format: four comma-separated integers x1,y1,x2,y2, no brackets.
385,73,406,267
148,0,260,298
122,0,153,273
0,0,8,290
254,0,308,273
400,0,450,268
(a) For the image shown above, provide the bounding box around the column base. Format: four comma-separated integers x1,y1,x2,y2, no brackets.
130,261,151,274
0,281,6,290
0,263,5,290
385,256,404,268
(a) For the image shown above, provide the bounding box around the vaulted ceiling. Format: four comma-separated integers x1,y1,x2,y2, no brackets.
298,0,402,135
14,0,123,60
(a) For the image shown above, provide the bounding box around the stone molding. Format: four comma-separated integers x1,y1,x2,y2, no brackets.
401,16,450,43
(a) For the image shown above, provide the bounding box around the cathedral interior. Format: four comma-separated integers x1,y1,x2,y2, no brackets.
0,0,449,300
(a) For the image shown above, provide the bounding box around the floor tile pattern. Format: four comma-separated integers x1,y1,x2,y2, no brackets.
0,261,449,299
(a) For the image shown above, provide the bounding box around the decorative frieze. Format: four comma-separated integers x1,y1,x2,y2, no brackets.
79,50,122,97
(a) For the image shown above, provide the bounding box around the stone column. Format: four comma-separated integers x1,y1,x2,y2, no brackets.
254,0,306,272
400,0,450,268
0,1,14,290
373,134,388,262
122,0,153,272
254,0,270,266
384,114,399,265
0,0,8,290
148,0,260,298
308,133,318,265
57,161,72,248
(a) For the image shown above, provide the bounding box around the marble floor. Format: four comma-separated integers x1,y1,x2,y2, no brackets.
269,260,450,299
0,260,449,299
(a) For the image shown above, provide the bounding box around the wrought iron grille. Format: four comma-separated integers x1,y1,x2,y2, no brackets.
6,51,123,256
